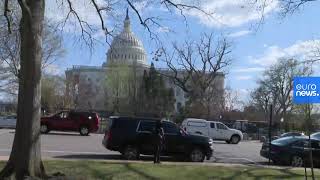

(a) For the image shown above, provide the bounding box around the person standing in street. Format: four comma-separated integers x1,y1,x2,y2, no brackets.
153,120,164,164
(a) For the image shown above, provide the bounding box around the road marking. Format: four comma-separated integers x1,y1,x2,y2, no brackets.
0,149,11,152
213,156,257,164
0,148,107,155
42,150,108,155
0,130,11,136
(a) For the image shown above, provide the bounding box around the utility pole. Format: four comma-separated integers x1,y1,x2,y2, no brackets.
307,104,315,180
268,104,273,165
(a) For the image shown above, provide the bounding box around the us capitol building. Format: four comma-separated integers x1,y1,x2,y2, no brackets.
65,11,225,114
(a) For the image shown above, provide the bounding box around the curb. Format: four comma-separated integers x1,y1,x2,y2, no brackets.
0,156,9,161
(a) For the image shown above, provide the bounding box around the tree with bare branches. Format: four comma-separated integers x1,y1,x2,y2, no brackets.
155,33,231,119
0,3,65,96
250,58,312,130
41,74,73,114
252,0,318,16
0,0,208,179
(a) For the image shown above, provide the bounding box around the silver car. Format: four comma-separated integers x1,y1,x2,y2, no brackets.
0,115,16,128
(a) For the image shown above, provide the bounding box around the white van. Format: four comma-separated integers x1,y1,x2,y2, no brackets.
181,118,243,144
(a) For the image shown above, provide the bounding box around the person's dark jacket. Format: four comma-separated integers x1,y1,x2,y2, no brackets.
154,123,164,145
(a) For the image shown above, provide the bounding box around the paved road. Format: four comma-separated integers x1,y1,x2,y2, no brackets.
0,129,267,164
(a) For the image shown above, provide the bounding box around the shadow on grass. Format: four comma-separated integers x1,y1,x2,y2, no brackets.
53,154,181,162
54,154,122,160
220,166,311,180
124,163,159,180
46,160,159,179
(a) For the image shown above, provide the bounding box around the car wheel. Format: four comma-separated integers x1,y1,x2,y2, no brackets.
230,135,240,144
189,148,205,162
79,126,89,136
291,155,304,167
40,124,49,134
122,145,139,160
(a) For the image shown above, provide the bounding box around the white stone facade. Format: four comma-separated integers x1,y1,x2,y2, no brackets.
65,12,225,113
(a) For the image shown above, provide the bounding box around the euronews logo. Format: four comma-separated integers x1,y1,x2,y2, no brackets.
295,84,319,97
293,77,320,104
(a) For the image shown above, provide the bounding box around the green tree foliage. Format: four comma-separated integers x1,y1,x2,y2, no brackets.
105,62,138,115
139,63,175,117
41,74,73,114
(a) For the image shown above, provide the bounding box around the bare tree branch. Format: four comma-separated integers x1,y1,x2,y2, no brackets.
155,33,231,117
3,0,11,33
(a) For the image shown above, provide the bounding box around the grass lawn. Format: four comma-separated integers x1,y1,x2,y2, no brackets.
0,160,319,180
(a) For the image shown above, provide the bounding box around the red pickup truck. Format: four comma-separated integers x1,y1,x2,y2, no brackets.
40,111,100,136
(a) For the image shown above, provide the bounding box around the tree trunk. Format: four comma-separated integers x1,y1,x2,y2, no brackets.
0,0,45,179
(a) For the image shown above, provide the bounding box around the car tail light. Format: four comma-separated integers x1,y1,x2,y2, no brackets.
105,131,112,141
95,114,100,125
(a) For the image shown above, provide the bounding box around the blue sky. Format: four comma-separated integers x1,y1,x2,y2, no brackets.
46,0,320,103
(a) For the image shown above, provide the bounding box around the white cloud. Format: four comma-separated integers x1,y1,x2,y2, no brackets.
157,26,171,33
45,0,120,37
43,64,64,76
228,30,252,38
178,0,279,28
236,75,252,80
234,67,264,73
250,40,320,66
46,0,106,25
238,88,250,97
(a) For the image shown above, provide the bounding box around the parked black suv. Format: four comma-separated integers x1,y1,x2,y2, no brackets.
102,116,214,162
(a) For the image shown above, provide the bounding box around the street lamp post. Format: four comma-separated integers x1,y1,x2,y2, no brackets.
280,117,284,134
268,104,273,165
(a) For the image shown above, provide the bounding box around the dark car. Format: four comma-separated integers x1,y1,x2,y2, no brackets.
280,132,304,138
102,116,214,162
263,132,304,142
311,132,320,140
260,136,320,167
41,110,100,136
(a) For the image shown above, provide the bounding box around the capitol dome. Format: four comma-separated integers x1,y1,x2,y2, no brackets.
105,10,148,67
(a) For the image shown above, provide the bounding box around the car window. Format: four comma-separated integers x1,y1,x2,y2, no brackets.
291,140,307,147
210,123,215,128
112,118,137,130
57,112,69,119
274,137,304,146
217,123,227,130
311,133,320,139
137,120,156,133
187,121,206,127
163,122,179,134
69,112,80,120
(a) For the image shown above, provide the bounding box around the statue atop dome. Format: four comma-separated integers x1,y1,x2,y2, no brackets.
124,8,131,32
